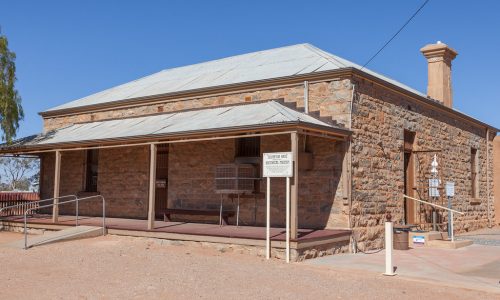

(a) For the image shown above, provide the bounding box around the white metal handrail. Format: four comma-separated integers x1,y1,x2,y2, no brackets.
403,194,464,242
23,195,106,249
403,195,464,215
0,195,77,216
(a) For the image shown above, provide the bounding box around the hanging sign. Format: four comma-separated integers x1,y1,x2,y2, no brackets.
263,152,293,178
445,181,455,197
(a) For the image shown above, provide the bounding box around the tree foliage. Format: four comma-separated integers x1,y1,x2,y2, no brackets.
0,29,23,143
0,157,39,191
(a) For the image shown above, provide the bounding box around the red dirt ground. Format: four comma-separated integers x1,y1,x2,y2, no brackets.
0,232,497,299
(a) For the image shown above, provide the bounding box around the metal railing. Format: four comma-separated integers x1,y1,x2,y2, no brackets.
23,195,106,249
403,194,465,242
0,195,77,217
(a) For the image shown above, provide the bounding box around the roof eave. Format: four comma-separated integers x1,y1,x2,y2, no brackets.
0,121,351,154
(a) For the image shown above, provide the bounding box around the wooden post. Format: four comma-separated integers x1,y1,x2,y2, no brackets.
291,132,299,239
147,144,157,230
52,150,61,223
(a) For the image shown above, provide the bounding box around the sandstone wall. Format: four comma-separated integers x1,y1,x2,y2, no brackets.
167,135,347,228
96,146,150,218
42,79,353,131
39,146,149,218
494,135,500,225
350,79,494,250
38,136,347,228
37,74,496,248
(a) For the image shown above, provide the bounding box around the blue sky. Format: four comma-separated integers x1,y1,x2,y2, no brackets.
1,0,499,138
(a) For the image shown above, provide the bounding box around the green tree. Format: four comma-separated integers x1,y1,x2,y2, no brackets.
0,29,23,143
0,157,39,191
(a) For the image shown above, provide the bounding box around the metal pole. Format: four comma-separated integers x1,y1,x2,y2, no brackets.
383,221,395,276
102,196,106,235
76,197,79,227
236,194,240,227
303,81,309,114
286,176,290,263
219,195,223,226
447,196,451,237
450,211,454,242
266,176,271,260
432,208,437,231
24,213,28,250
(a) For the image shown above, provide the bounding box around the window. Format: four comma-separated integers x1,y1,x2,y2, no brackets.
85,149,99,192
235,137,260,158
470,148,478,198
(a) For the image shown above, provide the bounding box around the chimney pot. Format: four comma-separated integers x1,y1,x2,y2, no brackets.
420,42,458,107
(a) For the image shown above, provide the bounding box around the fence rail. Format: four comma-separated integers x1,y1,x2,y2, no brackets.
0,192,41,217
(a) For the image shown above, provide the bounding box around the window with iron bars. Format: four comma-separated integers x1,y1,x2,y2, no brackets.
85,149,99,192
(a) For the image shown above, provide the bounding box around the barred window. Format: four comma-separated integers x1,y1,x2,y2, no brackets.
235,137,260,158
85,149,99,192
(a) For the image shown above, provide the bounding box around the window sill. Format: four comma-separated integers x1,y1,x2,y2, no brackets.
77,191,101,197
469,198,481,205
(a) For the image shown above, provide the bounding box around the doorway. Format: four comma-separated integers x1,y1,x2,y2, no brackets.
403,131,416,225
155,144,169,218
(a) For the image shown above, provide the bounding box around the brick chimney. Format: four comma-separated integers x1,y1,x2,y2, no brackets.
420,42,458,107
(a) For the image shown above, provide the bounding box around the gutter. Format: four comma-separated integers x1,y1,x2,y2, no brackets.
0,121,352,154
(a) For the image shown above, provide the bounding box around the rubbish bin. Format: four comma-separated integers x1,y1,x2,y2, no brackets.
393,226,410,250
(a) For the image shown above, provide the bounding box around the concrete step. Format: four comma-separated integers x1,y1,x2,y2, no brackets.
3,225,104,249
426,239,473,249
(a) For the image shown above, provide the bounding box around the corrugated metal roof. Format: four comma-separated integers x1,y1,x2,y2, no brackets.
8,101,345,150
45,43,426,112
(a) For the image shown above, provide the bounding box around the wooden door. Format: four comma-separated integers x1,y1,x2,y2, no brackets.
404,151,416,224
403,130,416,225
155,145,169,218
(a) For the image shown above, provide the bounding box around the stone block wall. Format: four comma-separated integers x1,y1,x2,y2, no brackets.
39,146,149,219
167,135,347,229
494,136,500,225
38,135,346,229
97,146,149,218
37,74,495,249
42,78,353,132
350,78,495,250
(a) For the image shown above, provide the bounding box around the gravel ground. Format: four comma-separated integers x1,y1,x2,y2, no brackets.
457,227,500,246
0,233,497,299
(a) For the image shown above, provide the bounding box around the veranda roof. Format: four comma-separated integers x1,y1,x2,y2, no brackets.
1,101,349,153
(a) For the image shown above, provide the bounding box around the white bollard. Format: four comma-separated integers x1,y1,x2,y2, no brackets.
383,221,396,276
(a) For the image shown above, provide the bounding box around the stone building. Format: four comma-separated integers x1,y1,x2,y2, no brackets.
1,43,497,252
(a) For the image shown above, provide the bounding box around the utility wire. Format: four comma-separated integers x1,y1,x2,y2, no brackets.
361,0,430,70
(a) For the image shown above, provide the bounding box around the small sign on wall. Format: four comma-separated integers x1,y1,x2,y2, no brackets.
263,152,293,178
445,181,455,197
155,179,167,188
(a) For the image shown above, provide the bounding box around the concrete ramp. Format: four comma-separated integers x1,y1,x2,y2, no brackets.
3,225,104,249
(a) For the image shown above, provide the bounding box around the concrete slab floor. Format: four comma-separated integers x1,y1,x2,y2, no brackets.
306,244,500,294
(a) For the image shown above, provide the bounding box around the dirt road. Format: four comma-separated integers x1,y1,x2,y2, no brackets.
0,233,496,299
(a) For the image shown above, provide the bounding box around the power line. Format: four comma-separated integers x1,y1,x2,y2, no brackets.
361,0,430,70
